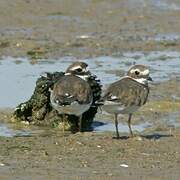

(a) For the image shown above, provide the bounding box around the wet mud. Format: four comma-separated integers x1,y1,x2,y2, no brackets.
0,0,180,179
1,0,180,59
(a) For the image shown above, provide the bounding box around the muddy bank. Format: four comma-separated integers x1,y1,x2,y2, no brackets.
1,0,180,58
0,128,179,180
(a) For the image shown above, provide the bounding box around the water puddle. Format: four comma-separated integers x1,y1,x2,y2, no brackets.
165,112,180,128
92,121,151,133
153,33,180,42
0,120,52,138
0,123,31,137
0,51,180,136
0,121,152,137
46,13,95,26
47,14,83,22
151,0,180,10
126,0,180,11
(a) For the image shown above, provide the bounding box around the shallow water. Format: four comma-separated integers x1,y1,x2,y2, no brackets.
1,51,180,107
153,33,180,42
92,121,151,133
151,0,180,10
0,51,180,136
0,123,31,137
126,0,180,11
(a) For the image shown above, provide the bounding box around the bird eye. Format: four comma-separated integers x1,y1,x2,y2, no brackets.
76,68,82,72
135,70,140,75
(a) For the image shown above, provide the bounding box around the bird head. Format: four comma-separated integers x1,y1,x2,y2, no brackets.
65,62,91,81
127,65,152,85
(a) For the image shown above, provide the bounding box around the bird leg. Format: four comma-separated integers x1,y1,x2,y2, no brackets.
79,115,83,132
128,114,133,137
114,114,119,139
62,114,66,135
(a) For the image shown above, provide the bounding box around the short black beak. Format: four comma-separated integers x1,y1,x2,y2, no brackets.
147,76,153,81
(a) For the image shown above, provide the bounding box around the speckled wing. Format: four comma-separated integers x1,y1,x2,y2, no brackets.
51,75,92,105
102,77,149,107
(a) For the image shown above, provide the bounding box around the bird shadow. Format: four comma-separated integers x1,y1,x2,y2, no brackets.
89,121,173,140
113,133,173,140
112,136,129,140
141,133,173,140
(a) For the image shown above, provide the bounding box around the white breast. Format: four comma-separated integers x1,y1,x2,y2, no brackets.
103,101,140,115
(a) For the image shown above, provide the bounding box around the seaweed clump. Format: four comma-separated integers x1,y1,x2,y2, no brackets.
13,71,102,132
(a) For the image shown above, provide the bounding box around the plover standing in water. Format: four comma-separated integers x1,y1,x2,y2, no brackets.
50,62,93,132
101,65,152,138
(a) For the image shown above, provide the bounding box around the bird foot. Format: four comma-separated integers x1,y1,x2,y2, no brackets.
112,136,120,140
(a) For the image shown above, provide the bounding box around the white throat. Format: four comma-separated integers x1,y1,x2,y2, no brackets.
65,72,71,76
125,76,148,85
134,78,148,85
77,74,89,81
65,73,88,81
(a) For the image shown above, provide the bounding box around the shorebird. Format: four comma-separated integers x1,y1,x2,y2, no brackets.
50,62,93,132
101,65,152,138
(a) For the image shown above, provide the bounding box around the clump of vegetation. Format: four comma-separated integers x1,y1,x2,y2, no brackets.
27,47,48,59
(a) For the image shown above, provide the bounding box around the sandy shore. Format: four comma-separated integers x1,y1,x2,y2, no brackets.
0,128,179,180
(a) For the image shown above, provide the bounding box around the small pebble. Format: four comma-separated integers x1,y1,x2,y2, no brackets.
0,163,5,166
120,164,129,168
76,35,90,39
76,141,82,145
16,43,22,47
